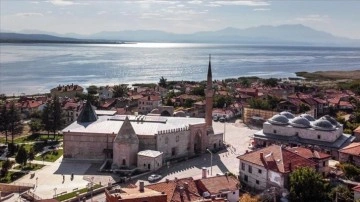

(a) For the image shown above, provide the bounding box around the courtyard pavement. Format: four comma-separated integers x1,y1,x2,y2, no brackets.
9,120,257,201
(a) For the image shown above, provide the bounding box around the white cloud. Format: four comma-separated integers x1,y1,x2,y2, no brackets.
97,11,107,15
187,0,202,4
124,0,180,5
210,0,270,7
295,14,330,23
253,8,271,11
16,12,44,17
30,1,40,4
47,0,87,6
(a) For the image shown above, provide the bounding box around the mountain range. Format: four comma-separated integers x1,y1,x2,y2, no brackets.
1,24,360,46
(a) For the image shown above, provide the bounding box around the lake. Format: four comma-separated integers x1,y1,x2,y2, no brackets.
1,43,360,95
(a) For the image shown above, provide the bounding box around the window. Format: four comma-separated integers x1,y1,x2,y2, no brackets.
258,169,262,174
233,192,236,195
273,130,277,134
317,135,321,139
248,165,252,173
241,163,245,171
256,180,259,184
244,175,248,182
323,161,326,167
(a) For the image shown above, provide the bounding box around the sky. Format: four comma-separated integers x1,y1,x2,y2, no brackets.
1,0,360,39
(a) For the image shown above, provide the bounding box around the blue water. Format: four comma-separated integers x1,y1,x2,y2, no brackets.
0,43,360,95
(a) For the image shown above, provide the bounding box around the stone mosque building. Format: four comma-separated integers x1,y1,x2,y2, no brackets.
62,57,223,170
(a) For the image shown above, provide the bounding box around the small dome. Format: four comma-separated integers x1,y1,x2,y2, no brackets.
320,115,340,127
300,114,315,122
150,109,160,114
311,119,335,131
174,111,186,117
280,111,295,119
290,117,311,128
268,114,289,125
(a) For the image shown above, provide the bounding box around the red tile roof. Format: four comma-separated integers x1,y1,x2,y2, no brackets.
146,178,201,202
339,143,360,156
354,126,360,133
196,175,239,195
237,145,316,173
353,185,360,192
286,147,331,160
139,95,161,101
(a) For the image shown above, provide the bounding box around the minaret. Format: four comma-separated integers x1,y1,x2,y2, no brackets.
205,55,214,128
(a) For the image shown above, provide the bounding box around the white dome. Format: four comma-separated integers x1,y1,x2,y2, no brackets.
311,119,335,131
290,117,311,128
280,111,295,119
268,114,289,125
320,115,340,127
300,114,315,122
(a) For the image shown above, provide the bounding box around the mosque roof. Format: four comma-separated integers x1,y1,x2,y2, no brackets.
114,116,139,144
290,117,311,128
311,119,336,131
268,114,289,125
320,115,341,127
77,100,98,123
280,111,295,119
300,114,315,121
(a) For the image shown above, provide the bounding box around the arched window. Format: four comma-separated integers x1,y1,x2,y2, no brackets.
122,159,126,165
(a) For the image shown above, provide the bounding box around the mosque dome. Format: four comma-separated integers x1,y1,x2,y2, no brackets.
290,117,311,128
311,119,336,131
280,111,295,119
268,114,289,125
320,115,341,127
300,114,316,122
174,111,186,117
150,109,160,114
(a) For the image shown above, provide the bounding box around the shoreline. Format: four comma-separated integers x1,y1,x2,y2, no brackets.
2,70,359,97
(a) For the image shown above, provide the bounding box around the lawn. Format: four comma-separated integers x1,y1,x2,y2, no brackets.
13,133,63,144
55,184,102,201
13,163,45,171
34,149,63,162
0,171,26,183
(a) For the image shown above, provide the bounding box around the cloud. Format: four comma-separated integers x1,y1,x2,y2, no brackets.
47,0,87,6
295,14,330,23
16,12,44,17
187,0,202,4
124,0,180,5
209,0,270,7
97,11,107,15
253,8,271,11
30,1,40,4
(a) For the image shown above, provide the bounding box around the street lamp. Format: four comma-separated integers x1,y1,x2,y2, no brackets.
53,188,57,198
36,177,38,188
207,149,213,176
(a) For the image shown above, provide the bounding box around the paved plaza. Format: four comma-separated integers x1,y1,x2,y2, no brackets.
9,120,257,201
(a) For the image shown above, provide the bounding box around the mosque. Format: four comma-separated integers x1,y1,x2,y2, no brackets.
62,57,224,170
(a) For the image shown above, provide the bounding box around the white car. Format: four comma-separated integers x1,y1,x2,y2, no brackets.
148,174,162,182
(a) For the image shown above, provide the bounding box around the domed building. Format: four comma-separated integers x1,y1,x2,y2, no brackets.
254,112,355,159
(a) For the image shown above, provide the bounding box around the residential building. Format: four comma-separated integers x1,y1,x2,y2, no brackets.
138,95,162,115
237,145,316,190
50,84,83,98
196,175,240,202
98,86,114,100
339,142,360,166
253,112,355,159
354,126,360,142
353,185,360,201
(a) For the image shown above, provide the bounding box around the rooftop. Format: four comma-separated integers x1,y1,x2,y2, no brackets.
196,175,239,194
138,150,163,158
339,142,360,156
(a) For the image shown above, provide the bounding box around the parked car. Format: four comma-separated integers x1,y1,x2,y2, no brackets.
212,115,219,121
219,117,225,122
148,174,162,182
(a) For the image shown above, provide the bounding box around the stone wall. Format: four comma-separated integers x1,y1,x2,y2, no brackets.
137,154,163,171
156,129,190,160
113,143,138,167
138,135,156,151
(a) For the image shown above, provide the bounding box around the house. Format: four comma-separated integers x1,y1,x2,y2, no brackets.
174,94,201,106
99,98,117,110
196,175,240,202
354,126,360,142
286,147,331,176
105,182,167,202
98,86,114,100
352,185,360,201
50,84,83,98
237,145,316,190
146,177,202,202
338,142,360,166
62,101,84,125
138,95,162,114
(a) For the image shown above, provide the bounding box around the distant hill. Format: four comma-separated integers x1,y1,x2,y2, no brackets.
2,24,360,46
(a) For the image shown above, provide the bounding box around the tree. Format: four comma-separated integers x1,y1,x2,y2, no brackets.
113,84,128,98
87,85,98,95
41,103,52,138
299,103,311,113
28,148,35,167
29,119,42,133
15,145,28,166
289,167,327,202
1,159,12,177
8,102,20,144
51,96,63,138
239,193,260,202
213,95,233,108
159,76,167,88
190,85,205,96
262,78,279,87
0,104,9,143
329,185,353,202
248,98,270,110
240,78,251,88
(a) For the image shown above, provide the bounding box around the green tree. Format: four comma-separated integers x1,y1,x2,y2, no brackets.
51,96,63,138
8,102,21,144
29,119,42,133
190,85,205,96
262,78,279,87
28,148,35,166
289,167,327,202
166,98,173,106
159,76,167,88
41,103,52,138
184,99,195,108
299,103,311,113
0,104,10,143
15,145,28,166
240,78,251,88
1,159,12,177
213,95,233,108
248,98,270,110
86,85,98,95
329,185,353,202
113,85,128,98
